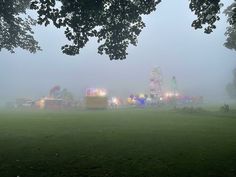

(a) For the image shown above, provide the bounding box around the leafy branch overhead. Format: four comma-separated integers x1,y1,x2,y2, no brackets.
0,0,41,53
189,0,223,34
0,0,236,59
224,1,236,51
30,0,161,60
28,0,236,59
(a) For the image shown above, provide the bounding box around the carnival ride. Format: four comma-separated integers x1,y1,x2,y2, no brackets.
150,67,163,99
9,69,203,110
35,86,75,110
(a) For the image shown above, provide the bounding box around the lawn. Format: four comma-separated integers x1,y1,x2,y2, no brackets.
0,108,236,177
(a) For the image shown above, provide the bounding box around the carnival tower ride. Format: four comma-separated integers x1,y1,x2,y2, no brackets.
150,67,163,99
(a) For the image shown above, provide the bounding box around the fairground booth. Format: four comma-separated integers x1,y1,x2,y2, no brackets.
85,88,108,109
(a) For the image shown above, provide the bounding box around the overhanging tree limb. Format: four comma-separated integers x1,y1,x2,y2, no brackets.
0,0,236,59
30,0,161,60
0,0,41,53
224,1,236,51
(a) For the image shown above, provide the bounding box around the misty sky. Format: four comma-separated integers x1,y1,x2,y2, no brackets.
0,0,236,105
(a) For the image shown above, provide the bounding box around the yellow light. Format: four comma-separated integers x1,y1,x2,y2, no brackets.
139,94,145,98
36,98,45,109
127,98,132,103
97,89,107,97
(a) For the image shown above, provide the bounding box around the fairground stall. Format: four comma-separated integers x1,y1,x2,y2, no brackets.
85,88,108,109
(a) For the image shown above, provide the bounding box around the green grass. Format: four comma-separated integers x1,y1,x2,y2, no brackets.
0,108,236,177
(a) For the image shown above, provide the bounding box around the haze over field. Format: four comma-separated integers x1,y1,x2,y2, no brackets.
0,0,235,105
1,1,236,177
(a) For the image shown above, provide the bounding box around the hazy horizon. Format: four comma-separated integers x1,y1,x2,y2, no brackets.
0,0,236,106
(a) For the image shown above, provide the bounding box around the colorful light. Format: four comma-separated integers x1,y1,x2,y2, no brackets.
165,92,179,97
112,97,119,105
86,88,107,97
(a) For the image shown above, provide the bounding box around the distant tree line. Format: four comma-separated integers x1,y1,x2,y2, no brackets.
0,0,235,60
226,68,236,99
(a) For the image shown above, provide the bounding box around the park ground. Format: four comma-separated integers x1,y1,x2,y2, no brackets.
0,107,236,177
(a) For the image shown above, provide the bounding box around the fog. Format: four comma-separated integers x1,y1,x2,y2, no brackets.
0,0,235,106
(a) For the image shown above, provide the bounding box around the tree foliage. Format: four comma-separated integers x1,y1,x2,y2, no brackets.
189,0,223,34
0,0,41,53
224,1,236,51
0,0,236,59
226,68,236,99
30,0,160,60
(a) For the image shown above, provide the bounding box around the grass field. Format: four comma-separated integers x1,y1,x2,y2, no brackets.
0,108,236,177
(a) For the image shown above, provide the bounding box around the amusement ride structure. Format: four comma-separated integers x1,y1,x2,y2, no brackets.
149,67,163,99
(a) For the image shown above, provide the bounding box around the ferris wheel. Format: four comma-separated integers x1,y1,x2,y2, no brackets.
149,67,163,98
